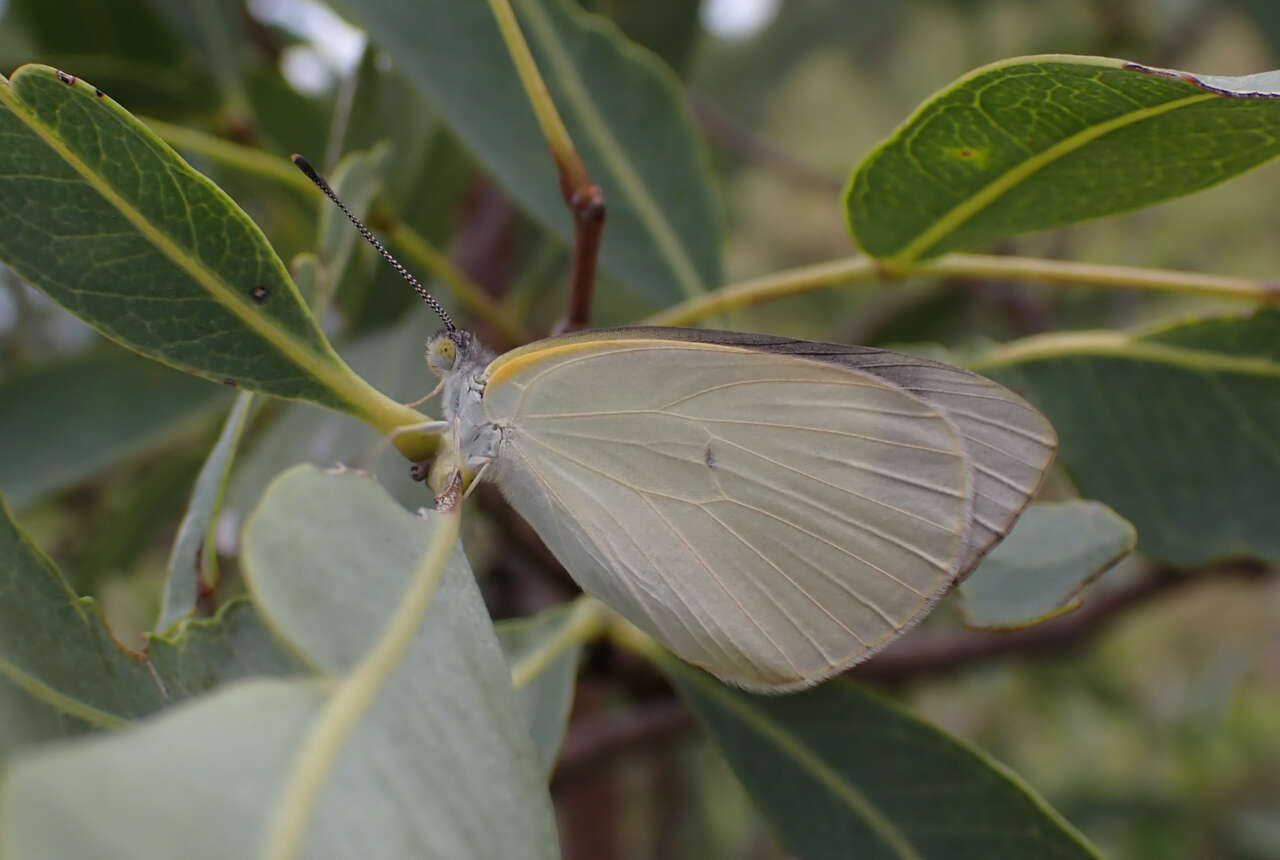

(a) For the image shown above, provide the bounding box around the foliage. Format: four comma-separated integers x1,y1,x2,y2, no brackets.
0,1,1277,858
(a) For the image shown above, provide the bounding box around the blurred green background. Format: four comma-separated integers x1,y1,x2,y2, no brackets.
2,1,1279,857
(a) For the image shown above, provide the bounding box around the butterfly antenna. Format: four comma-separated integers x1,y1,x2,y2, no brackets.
291,154,455,332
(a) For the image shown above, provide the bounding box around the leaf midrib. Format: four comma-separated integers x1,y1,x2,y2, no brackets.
513,0,707,298
682,668,921,860
0,74,371,415
888,88,1215,265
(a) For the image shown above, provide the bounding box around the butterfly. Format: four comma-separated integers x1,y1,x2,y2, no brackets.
294,155,1056,692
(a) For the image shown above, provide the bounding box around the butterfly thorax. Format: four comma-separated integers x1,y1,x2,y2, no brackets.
428,329,502,473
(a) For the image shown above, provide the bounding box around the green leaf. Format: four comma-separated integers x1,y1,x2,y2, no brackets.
2,0,211,112
847,56,1280,265
668,668,1100,860
146,599,308,701
0,65,427,443
147,0,252,115
0,675,90,761
1,678,331,860
958,501,1137,630
314,143,392,312
0,346,229,510
156,392,256,631
334,48,443,214
974,308,1280,567
241,464,560,857
0,490,164,727
580,0,702,75
225,309,438,519
497,605,581,778
321,0,722,304
62,445,207,594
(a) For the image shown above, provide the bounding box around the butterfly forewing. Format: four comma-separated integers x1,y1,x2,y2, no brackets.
482,336,980,691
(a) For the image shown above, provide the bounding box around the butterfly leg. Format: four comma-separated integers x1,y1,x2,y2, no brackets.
402,376,447,408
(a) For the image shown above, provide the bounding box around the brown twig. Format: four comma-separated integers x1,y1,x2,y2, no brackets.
561,181,606,332
552,698,694,790
484,0,605,332
547,563,1274,782
851,562,1273,682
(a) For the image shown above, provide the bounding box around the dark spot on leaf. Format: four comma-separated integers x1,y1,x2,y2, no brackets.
704,445,716,469
94,88,105,98
410,460,431,482
956,147,977,159
55,70,76,86
222,377,238,387
250,285,269,303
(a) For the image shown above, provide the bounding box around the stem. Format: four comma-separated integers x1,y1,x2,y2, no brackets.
388,223,533,347
927,253,1280,304
261,509,460,860
510,597,610,688
644,257,879,326
485,0,589,192
644,252,1280,326
485,0,605,331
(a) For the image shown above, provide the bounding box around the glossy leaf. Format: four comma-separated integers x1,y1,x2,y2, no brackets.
0,491,164,727
156,392,255,631
0,346,230,509
498,605,581,778
848,56,1280,265
321,0,722,304
668,666,1099,859
241,464,560,858
976,308,1280,566
147,599,308,701
958,501,1137,630
0,65,426,442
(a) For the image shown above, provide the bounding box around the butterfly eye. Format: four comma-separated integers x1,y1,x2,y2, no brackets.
427,336,458,374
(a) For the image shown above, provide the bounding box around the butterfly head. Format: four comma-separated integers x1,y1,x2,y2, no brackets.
427,328,490,377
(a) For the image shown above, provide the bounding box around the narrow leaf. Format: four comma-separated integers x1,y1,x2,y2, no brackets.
498,605,581,778
0,346,229,510
0,65,425,439
156,391,255,631
669,667,1100,860
848,56,1280,265
958,501,1137,630
0,491,164,726
241,464,560,858
320,0,722,304
975,308,1280,566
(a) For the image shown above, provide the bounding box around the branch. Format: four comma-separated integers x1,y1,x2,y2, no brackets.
485,0,604,331
548,563,1274,782
552,699,694,790
850,563,1273,682
645,252,1280,326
